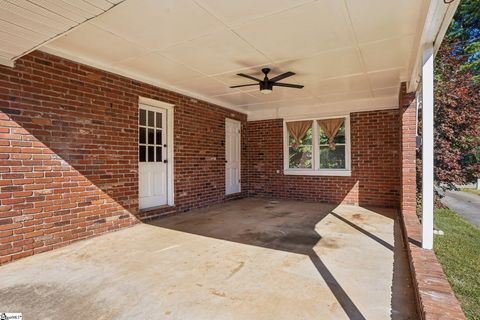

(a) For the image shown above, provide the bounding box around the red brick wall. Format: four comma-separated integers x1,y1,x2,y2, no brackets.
0,51,246,264
245,110,400,207
0,50,402,265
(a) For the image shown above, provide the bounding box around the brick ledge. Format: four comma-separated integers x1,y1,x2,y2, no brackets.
400,212,465,319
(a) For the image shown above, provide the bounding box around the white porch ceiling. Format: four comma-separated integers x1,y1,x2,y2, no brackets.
2,0,438,118
0,0,124,67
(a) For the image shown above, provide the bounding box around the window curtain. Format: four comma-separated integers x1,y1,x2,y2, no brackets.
286,120,312,148
317,118,344,150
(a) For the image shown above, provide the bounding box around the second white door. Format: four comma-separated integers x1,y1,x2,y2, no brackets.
225,119,241,195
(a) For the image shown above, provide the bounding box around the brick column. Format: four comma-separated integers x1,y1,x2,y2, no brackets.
399,83,419,239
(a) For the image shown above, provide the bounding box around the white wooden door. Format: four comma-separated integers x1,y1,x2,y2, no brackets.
225,119,241,195
139,105,167,209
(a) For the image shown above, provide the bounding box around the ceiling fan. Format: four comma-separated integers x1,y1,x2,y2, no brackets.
230,68,304,94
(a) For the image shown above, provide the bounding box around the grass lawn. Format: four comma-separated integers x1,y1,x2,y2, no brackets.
434,208,480,320
461,188,480,196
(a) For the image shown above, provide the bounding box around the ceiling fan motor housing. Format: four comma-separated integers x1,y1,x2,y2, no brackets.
260,81,273,91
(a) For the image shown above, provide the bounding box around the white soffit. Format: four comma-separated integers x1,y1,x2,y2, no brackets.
21,0,453,120
0,0,124,67
408,0,460,92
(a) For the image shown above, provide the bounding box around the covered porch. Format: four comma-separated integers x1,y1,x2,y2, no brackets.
0,0,466,318
0,0,458,247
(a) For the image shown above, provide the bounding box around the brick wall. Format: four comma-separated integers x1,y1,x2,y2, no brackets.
0,50,404,265
245,110,401,207
0,51,246,264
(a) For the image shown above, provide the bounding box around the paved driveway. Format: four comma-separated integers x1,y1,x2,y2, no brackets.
0,198,417,319
441,190,480,227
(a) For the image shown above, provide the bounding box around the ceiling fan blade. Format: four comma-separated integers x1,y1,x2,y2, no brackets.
237,73,262,82
273,82,304,89
229,83,258,88
269,71,295,83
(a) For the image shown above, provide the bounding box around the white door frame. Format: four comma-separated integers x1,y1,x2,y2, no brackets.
139,96,174,207
225,118,241,195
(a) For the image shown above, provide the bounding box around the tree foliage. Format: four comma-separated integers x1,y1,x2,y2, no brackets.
422,0,480,190
433,42,479,188
447,0,480,82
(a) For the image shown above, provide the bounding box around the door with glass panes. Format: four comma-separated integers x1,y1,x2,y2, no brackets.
138,105,167,209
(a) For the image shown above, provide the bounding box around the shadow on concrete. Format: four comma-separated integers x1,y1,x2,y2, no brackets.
148,198,417,319
307,251,365,319
330,211,394,251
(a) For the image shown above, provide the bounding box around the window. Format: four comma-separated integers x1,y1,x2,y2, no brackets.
288,124,313,169
284,116,351,176
139,108,164,163
319,123,346,169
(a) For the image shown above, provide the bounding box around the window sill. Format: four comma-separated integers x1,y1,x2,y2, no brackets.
283,169,351,177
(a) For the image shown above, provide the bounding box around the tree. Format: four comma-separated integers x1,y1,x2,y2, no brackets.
447,0,480,82
417,0,480,192
433,43,479,189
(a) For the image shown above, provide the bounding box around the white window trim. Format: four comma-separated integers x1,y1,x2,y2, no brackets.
283,115,351,176
138,97,175,206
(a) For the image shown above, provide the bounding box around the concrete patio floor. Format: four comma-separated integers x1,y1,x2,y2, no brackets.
0,198,417,319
